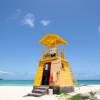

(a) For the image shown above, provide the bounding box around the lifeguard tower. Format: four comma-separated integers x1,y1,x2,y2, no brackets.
32,34,75,96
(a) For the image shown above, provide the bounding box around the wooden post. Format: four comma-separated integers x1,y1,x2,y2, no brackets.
61,45,65,58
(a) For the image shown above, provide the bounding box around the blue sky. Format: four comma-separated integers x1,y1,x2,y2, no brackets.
0,0,100,80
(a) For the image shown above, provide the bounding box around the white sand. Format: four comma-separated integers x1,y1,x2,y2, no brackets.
0,85,100,100
0,86,58,100
70,85,100,99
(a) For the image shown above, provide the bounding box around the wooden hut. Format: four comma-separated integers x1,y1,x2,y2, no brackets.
32,34,75,96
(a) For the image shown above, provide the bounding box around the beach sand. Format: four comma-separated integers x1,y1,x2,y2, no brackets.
0,85,100,100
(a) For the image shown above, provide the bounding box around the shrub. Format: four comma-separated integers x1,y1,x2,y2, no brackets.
89,91,97,100
68,94,83,100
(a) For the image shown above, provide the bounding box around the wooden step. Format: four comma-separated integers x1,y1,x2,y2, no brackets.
31,86,49,97
26,92,43,97
34,86,49,89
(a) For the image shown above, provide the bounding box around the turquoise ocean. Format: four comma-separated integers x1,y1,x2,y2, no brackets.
0,80,100,86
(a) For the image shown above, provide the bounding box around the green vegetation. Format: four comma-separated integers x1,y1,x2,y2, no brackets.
89,91,97,100
68,94,83,100
60,92,68,97
68,92,98,100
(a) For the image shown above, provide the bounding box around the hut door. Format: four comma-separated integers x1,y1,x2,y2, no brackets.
41,62,51,85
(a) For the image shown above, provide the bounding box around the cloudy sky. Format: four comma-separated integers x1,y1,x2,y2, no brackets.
0,0,100,80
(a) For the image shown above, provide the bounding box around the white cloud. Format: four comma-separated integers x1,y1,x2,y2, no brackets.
40,20,50,26
22,13,35,28
6,10,51,28
0,70,14,75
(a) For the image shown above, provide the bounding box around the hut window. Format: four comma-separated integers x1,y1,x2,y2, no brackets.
62,63,64,69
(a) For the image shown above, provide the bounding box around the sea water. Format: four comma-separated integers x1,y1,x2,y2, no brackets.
0,80,100,86
0,80,33,86
78,80,100,85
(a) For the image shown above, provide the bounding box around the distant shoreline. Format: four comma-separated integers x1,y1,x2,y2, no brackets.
0,80,100,86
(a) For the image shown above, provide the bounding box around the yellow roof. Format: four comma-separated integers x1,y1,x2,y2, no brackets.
39,34,68,48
